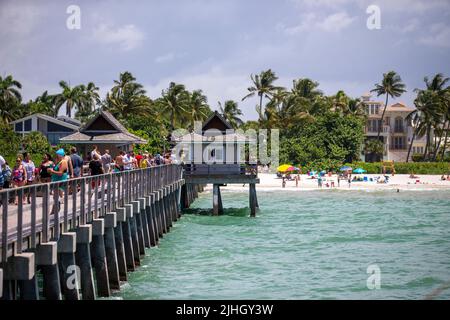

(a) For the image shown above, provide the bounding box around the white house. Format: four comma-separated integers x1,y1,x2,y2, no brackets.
10,113,81,146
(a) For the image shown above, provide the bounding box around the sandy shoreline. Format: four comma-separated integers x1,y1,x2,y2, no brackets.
204,173,450,192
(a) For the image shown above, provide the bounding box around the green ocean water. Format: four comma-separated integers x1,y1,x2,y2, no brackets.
111,189,450,300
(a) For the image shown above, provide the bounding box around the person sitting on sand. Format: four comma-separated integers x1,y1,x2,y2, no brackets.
441,175,446,181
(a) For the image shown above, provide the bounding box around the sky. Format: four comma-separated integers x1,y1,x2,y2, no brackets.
1,0,450,120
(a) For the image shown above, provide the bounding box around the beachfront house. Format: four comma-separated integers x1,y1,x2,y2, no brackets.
10,113,81,146
361,93,429,162
59,110,147,158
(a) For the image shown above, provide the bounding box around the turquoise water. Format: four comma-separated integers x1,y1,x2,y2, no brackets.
112,190,450,300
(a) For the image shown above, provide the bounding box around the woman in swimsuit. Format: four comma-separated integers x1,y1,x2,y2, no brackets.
12,156,27,204
39,153,54,183
48,149,69,200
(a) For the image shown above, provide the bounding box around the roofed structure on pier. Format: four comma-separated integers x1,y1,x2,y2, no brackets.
60,110,147,158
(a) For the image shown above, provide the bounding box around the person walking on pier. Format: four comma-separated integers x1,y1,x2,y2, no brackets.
12,156,27,204
48,149,69,201
114,151,125,172
38,153,54,183
70,147,84,178
22,152,36,204
101,149,112,173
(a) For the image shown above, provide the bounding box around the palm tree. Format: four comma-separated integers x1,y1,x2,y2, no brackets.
291,78,322,100
76,82,100,122
371,71,406,140
105,72,153,120
413,90,442,160
242,69,284,122
219,100,244,129
347,98,367,117
156,82,188,130
405,108,427,162
54,81,85,118
439,88,450,160
422,74,450,160
0,75,22,123
185,90,210,129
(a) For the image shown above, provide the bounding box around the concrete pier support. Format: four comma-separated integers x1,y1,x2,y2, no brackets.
5,253,38,300
213,184,224,216
131,201,145,256
249,183,257,217
164,188,173,230
126,204,141,265
116,207,133,275
138,198,151,248
75,225,96,300
36,241,61,300
90,218,110,297
146,195,158,247
104,212,120,290
57,232,80,300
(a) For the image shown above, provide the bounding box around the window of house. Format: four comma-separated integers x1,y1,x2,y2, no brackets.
392,137,406,149
24,119,32,131
15,122,23,131
394,117,404,133
375,105,379,114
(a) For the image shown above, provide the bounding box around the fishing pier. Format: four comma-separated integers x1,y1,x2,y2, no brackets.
0,164,200,300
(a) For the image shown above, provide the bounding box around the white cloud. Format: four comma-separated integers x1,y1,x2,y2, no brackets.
93,23,144,51
282,11,356,35
317,12,356,32
418,23,450,48
0,1,43,37
155,52,176,64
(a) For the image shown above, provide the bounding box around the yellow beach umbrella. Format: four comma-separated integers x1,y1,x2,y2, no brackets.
277,164,293,172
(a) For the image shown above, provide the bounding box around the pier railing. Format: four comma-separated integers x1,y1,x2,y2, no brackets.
0,164,182,265
183,163,258,176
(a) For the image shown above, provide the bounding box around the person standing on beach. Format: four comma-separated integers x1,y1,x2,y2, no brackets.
348,173,352,188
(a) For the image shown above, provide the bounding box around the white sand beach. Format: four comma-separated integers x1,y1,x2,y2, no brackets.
209,173,450,192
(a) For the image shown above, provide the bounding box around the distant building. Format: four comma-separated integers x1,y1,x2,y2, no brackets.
60,110,147,158
10,113,80,146
361,93,428,162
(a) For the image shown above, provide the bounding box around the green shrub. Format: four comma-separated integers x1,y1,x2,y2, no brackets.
412,153,425,162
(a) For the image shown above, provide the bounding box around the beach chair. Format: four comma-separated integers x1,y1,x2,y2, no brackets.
363,176,368,182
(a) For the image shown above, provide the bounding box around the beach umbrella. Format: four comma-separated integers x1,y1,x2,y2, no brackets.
285,166,295,172
309,170,317,176
340,166,352,171
277,164,293,172
353,168,366,174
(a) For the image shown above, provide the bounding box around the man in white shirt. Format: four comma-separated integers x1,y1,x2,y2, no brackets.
0,155,5,171
123,151,133,171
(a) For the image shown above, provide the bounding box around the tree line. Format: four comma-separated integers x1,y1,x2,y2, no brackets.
0,69,449,167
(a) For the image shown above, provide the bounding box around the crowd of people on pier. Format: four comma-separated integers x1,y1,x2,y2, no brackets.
0,146,175,204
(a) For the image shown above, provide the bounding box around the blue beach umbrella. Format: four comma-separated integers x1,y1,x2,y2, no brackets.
353,168,366,174
339,166,352,171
